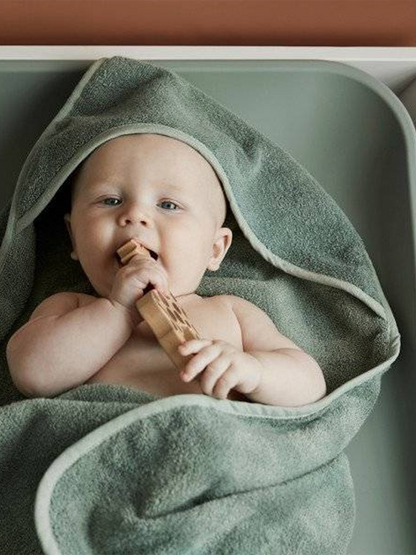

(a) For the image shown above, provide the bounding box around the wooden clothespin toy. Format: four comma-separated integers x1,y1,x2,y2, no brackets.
116,239,201,370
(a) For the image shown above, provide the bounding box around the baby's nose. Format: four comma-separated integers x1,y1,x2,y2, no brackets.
119,204,153,226
122,215,150,225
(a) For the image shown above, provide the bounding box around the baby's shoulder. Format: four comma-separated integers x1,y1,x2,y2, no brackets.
211,294,254,313
77,292,98,308
206,294,260,323
203,294,236,312
211,294,270,328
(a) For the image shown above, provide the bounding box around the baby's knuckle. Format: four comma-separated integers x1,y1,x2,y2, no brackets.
217,374,232,387
131,272,147,283
212,339,224,345
228,361,239,373
205,363,218,375
158,269,169,282
216,340,232,352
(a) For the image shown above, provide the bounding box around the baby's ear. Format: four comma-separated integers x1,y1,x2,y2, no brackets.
63,213,75,243
207,227,233,271
63,214,79,260
63,213,71,234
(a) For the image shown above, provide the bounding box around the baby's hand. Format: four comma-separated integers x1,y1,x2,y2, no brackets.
178,339,262,400
109,254,169,313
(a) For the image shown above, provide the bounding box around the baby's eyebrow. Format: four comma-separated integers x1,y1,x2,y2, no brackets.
90,180,188,192
158,182,188,194
86,180,194,200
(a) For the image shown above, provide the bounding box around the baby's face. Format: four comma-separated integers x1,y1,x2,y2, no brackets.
64,134,232,299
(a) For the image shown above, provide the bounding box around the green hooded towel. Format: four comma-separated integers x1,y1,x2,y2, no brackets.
0,56,400,555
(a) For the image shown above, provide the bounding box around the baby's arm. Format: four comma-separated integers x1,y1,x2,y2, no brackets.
224,295,326,406
6,292,138,398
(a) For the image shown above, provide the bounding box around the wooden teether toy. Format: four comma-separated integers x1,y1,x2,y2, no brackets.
117,239,151,264
116,239,201,370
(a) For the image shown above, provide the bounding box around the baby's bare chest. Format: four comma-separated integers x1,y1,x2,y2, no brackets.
85,295,247,400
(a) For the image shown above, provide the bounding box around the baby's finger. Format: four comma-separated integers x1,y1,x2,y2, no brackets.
178,339,212,357
149,267,170,293
212,366,240,400
199,358,232,398
180,342,220,382
126,254,153,268
132,269,167,294
150,273,167,292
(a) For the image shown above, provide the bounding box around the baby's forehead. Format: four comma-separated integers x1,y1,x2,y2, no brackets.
89,135,218,182
71,134,225,217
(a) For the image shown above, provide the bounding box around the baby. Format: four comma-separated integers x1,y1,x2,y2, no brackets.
6,133,326,406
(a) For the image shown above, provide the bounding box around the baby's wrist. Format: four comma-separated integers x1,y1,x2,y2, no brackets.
108,298,143,329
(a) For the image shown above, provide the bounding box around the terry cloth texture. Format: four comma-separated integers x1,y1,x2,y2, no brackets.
0,56,400,555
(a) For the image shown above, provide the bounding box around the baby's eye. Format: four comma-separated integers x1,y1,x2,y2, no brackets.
102,197,121,206
159,200,179,211
100,198,180,211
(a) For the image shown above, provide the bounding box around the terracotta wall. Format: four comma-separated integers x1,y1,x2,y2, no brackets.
0,0,415,46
